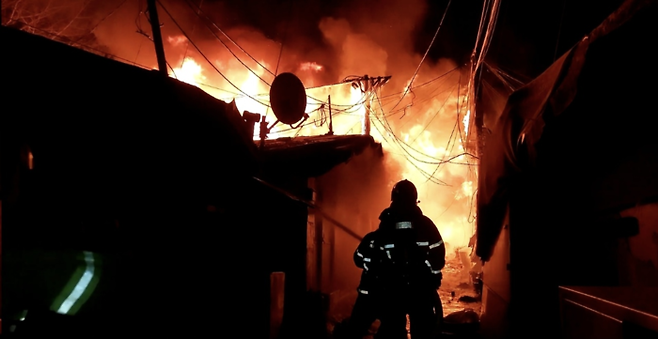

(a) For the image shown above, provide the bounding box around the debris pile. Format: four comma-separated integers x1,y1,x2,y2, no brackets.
439,246,482,316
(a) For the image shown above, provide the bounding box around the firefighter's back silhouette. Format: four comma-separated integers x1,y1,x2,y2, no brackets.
376,222,431,292
341,179,446,339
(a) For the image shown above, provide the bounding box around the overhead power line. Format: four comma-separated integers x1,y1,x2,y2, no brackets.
74,0,128,44
182,0,273,87
184,0,275,76
156,0,270,108
388,0,453,114
184,0,331,112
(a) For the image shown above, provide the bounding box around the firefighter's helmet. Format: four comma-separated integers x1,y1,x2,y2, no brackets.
391,179,418,205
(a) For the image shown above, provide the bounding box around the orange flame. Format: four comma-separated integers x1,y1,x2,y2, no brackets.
170,57,205,87
163,35,477,249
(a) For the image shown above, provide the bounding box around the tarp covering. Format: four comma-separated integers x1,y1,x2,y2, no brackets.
475,0,658,261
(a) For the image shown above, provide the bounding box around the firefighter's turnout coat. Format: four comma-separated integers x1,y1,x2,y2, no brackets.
354,205,445,296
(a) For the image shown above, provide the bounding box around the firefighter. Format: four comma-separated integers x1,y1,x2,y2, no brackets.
337,230,382,339
343,179,446,339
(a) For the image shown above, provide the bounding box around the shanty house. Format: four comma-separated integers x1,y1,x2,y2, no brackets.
253,134,388,338
475,1,658,338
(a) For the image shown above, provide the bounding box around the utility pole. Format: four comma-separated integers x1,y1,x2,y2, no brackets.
346,75,391,136
147,0,168,76
327,95,334,135
363,75,371,136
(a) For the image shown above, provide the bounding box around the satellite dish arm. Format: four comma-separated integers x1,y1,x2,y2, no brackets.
290,113,309,129
267,119,280,131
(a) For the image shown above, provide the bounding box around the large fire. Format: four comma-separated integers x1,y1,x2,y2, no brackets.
1,0,477,251
167,35,477,250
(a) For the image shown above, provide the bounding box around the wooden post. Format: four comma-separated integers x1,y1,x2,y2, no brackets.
363,75,371,136
327,95,334,135
306,178,322,291
146,0,168,75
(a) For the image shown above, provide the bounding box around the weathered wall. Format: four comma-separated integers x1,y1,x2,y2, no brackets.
314,145,389,322
252,174,313,339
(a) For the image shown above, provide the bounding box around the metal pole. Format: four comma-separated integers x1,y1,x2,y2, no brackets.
327,95,334,135
259,115,268,149
147,0,168,76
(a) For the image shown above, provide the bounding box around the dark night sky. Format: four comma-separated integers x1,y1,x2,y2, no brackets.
200,0,627,80
482,0,627,78
421,0,627,78
429,0,627,78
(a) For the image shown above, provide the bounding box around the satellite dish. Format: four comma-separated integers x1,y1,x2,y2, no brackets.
269,72,307,125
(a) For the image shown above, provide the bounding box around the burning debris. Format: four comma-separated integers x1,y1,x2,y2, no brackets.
443,308,480,335
439,246,483,316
